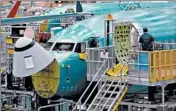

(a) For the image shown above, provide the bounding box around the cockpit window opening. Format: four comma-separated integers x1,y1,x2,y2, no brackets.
75,42,86,53
43,42,54,50
52,42,75,52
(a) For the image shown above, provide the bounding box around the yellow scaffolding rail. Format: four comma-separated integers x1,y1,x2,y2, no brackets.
149,49,176,82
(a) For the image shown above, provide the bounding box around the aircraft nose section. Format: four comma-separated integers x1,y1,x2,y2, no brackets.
13,37,54,77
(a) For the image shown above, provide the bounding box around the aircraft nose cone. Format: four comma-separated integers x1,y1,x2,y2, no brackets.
32,60,60,98
13,37,54,77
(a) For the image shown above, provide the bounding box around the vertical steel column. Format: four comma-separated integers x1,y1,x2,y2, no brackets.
104,20,106,47
162,85,165,104
0,1,2,110
107,21,110,46
128,105,132,111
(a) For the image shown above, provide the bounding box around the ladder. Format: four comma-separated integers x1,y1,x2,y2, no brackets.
86,65,128,111
72,58,110,111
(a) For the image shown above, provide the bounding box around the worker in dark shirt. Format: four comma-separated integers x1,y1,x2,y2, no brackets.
139,27,156,102
139,28,155,51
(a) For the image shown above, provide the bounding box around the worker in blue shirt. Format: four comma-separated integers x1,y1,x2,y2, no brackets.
139,27,155,51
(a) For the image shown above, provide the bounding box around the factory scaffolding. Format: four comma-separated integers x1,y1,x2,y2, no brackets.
72,14,129,111
73,14,176,111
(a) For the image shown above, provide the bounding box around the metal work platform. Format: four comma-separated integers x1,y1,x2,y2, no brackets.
84,45,176,111
82,20,176,111
86,47,176,85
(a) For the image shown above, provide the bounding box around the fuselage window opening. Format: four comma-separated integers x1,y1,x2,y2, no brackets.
43,42,54,50
75,42,86,53
52,42,75,52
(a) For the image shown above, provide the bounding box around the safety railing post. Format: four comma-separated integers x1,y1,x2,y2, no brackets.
169,51,173,80
137,51,140,81
158,51,161,81
164,51,167,80
171,50,175,79
149,52,152,82
154,51,157,82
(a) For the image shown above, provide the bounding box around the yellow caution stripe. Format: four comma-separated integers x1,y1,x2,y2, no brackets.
112,86,128,111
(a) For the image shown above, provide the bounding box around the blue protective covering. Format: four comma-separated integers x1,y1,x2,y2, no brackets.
134,52,149,71
50,7,176,44
45,1,176,33
2,2,175,27
51,27,63,36
45,2,176,16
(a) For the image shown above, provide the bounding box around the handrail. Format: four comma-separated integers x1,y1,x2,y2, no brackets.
38,102,68,111
153,41,176,50
1,95,31,99
82,59,109,106
86,64,126,111
129,49,176,82
154,42,176,45
108,81,127,111
1,88,34,96
3,22,73,27
86,45,114,50
72,58,109,111
129,50,149,53
95,66,124,109
112,85,128,111
51,98,76,104
149,49,176,82
121,101,176,109
86,78,109,110
101,66,126,110
2,107,30,111
95,79,121,110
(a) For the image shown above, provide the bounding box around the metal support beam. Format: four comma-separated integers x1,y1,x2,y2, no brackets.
0,2,2,110
106,21,110,46
128,104,132,111
157,105,168,111
162,86,165,104
161,84,166,104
